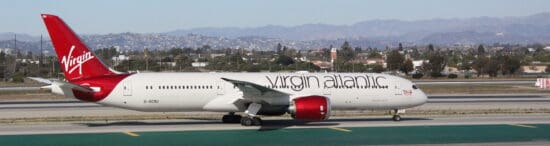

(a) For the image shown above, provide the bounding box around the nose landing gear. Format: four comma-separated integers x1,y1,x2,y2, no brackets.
391,109,405,121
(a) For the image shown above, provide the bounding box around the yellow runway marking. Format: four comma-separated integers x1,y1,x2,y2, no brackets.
508,124,537,128
329,127,352,132
123,131,140,137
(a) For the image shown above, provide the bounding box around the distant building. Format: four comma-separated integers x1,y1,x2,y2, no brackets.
112,55,130,66
210,53,226,58
0,48,14,55
17,59,40,64
522,65,547,73
363,58,385,65
412,60,426,69
192,62,209,67
522,62,550,74
158,62,177,67
442,66,460,75
311,60,331,70
330,48,337,71
330,48,337,61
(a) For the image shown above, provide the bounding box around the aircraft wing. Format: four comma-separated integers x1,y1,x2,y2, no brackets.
221,78,290,105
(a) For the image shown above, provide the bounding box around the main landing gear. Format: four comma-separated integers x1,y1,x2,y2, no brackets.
241,103,263,126
221,103,263,126
240,116,262,126
391,109,405,121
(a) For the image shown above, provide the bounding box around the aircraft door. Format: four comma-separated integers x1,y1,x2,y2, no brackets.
216,80,224,95
393,83,402,96
123,80,132,96
323,87,331,95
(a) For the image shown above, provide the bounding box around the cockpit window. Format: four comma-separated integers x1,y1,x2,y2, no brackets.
412,85,418,89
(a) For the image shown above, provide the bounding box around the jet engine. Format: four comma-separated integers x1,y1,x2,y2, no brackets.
288,95,331,121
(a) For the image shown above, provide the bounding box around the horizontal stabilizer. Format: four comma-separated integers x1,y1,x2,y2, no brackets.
28,77,53,84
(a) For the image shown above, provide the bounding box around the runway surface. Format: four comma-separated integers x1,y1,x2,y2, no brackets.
0,94,548,120
413,80,534,85
0,94,549,145
0,114,549,145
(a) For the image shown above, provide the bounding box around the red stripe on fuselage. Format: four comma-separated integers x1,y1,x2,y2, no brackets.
71,74,131,102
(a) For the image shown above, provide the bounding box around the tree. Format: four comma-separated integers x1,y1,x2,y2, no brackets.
422,51,447,77
386,50,404,71
484,58,500,77
371,64,385,73
499,54,522,76
174,55,192,71
338,41,355,62
354,47,362,53
472,56,489,77
410,47,420,59
276,43,282,54
0,51,5,64
400,59,414,75
427,44,435,52
459,51,475,71
275,55,295,66
168,47,183,56
94,47,118,67
477,44,486,55
368,49,382,58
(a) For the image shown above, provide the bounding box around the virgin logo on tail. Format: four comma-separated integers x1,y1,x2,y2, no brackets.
61,45,95,75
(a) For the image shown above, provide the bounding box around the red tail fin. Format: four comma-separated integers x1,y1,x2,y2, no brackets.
41,14,117,81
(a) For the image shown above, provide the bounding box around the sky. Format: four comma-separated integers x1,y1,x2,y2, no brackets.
2,0,550,35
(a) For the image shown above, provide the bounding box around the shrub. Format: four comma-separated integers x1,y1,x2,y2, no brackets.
430,72,443,78
447,73,458,79
464,73,472,79
11,73,24,83
412,73,423,79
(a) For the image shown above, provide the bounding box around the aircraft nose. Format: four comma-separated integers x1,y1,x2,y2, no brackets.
417,90,428,105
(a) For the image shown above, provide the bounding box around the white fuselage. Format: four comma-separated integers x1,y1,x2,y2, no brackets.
98,72,427,113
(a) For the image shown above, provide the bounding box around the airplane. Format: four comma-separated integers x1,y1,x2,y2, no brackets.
35,14,427,126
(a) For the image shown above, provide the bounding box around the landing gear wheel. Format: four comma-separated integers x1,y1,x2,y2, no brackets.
222,114,242,123
252,117,262,126
241,117,254,126
392,115,401,121
240,117,262,126
391,109,404,122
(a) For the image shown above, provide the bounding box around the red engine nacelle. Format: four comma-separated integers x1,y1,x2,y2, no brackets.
289,96,331,121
